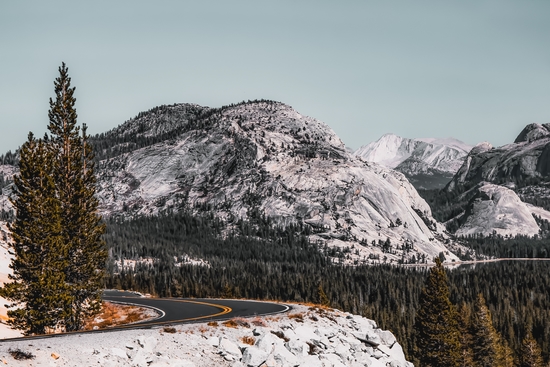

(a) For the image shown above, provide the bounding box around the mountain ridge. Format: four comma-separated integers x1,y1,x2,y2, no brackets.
353,133,472,190
89,100,459,264
438,123,550,237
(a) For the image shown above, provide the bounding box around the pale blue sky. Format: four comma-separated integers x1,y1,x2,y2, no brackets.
1,1,549,153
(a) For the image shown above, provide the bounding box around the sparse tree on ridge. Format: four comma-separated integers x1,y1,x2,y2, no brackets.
414,258,461,367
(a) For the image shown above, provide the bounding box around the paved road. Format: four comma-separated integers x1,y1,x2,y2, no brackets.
103,290,290,328
1,291,290,341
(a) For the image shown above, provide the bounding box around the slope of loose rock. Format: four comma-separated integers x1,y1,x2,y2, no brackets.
0,304,412,367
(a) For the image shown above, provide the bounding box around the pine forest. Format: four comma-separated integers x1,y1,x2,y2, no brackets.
103,208,550,365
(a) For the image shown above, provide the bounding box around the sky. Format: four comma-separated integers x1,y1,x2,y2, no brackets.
1,1,549,153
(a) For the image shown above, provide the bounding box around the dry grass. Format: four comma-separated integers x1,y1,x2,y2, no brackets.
198,325,208,333
288,313,304,323
207,321,219,327
222,319,238,328
307,306,337,322
83,301,155,330
251,317,267,327
163,327,177,334
222,317,250,329
241,336,255,345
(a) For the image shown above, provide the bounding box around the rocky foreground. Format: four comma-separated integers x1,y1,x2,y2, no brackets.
0,304,412,367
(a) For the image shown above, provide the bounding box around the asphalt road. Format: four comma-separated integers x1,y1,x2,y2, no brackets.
1,291,290,341
102,290,290,328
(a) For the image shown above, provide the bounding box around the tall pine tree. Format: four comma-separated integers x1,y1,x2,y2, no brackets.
414,258,461,367
46,63,107,331
1,63,106,334
0,134,71,335
457,302,475,367
520,332,544,367
471,293,514,367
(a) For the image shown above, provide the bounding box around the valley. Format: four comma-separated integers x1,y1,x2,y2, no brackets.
1,99,550,365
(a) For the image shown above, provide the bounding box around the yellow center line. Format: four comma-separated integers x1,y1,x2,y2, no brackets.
3,299,233,340
113,298,233,329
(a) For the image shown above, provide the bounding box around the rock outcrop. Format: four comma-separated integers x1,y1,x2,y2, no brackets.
453,183,544,237
442,123,550,237
446,123,550,193
0,100,459,264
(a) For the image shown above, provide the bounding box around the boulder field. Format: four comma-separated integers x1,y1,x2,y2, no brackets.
0,304,412,367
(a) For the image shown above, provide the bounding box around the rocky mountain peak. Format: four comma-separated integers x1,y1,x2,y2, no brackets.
442,122,550,238
514,123,550,143
354,134,472,190
468,141,493,156
89,100,462,264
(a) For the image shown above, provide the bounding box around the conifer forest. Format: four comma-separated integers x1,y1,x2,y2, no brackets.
103,209,550,365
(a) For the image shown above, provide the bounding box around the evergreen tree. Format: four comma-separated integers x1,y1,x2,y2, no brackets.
520,332,544,367
46,63,106,331
457,302,475,367
1,63,105,334
471,293,506,366
318,284,330,307
0,134,70,335
414,258,461,367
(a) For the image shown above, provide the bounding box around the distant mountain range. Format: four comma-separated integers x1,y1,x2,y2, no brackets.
353,134,473,190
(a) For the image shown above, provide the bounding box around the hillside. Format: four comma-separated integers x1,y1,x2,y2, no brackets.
83,100,462,264
428,123,550,237
0,304,412,366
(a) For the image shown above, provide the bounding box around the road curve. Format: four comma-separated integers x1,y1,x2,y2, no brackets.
1,291,290,341
102,290,290,329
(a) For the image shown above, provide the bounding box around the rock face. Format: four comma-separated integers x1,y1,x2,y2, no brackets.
0,100,462,264
0,304,413,367
442,123,550,237
453,183,544,237
91,101,459,263
354,134,472,190
446,123,550,193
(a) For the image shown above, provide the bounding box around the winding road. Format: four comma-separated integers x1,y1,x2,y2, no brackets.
2,291,290,341
102,290,290,328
